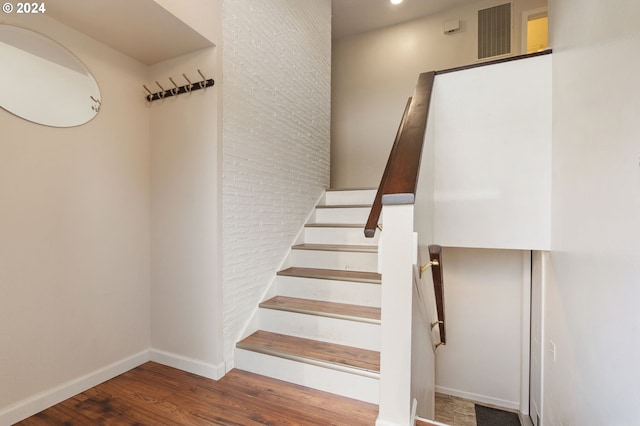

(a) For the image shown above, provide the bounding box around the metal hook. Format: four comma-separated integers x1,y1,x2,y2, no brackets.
169,77,180,95
197,69,207,89
182,73,192,92
143,84,153,101
155,81,166,98
90,95,101,112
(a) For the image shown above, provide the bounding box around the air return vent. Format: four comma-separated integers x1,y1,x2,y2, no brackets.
477,3,512,59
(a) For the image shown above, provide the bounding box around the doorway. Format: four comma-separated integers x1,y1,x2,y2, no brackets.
522,8,549,54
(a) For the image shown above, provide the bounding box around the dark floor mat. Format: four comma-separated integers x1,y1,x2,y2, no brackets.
474,404,521,426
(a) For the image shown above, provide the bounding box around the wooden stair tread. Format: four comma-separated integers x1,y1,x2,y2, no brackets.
305,223,366,228
237,331,380,374
315,204,372,209
260,296,380,323
278,267,381,283
292,243,377,253
326,187,376,191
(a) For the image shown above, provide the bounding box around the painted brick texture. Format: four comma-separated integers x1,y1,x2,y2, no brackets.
222,0,331,364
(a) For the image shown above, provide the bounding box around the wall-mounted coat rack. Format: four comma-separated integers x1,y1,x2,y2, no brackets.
143,69,214,102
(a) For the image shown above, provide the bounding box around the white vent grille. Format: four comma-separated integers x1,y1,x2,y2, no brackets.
478,3,512,59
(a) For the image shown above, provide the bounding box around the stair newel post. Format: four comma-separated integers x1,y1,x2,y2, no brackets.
376,203,416,426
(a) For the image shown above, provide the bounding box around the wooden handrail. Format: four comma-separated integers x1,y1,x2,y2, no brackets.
364,97,412,238
435,49,551,76
364,71,435,237
365,52,552,240
428,244,445,345
379,71,435,205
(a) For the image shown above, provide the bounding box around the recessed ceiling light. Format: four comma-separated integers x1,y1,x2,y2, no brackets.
391,0,403,5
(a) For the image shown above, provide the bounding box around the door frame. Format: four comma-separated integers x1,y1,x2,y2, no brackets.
520,251,531,417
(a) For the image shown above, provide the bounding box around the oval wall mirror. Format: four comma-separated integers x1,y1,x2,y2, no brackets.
0,24,101,127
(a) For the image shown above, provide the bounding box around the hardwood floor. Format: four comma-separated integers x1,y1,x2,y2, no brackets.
16,362,378,425
434,393,477,426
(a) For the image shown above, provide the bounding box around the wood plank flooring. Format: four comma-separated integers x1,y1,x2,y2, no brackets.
416,420,442,426
434,393,476,426
16,362,378,426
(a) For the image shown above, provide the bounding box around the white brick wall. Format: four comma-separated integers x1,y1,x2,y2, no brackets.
222,0,331,364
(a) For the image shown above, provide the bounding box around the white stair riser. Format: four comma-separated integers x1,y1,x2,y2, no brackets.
258,309,380,351
312,207,373,224
323,190,376,206
275,276,381,307
290,249,378,272
235,349,379,404
304,227,379,245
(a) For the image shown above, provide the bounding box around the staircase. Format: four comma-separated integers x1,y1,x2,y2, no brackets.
235,189,381,404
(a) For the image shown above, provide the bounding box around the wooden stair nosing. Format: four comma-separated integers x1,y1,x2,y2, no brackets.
277,267,381,284
236,331,380,378
325,187,377,192
315,204,373,209
291,243,377,253
259,296,381,324
304,223,368,228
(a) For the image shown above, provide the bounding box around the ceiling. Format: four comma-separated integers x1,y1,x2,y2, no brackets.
332,0,479,39
45,0,213,65
45,0,480,62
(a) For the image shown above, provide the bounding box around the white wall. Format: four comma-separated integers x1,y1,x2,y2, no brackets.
148,47,224,378
435,248,524,410
153,0,222,45
331,0,546,188
222,0,331,366
433,54,551,250
0,14,150,423
545,1,640,424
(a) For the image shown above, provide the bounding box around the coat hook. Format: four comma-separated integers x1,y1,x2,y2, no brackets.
90,95,101,112
143,72,213,102
197,69,207,89
143,84,153,101
169,77,180,95
155,81,166,98
182,73,192,92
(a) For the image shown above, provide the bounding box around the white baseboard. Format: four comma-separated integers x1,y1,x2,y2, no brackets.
150,349,224,380
435,385,520,411
0,350,149,426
